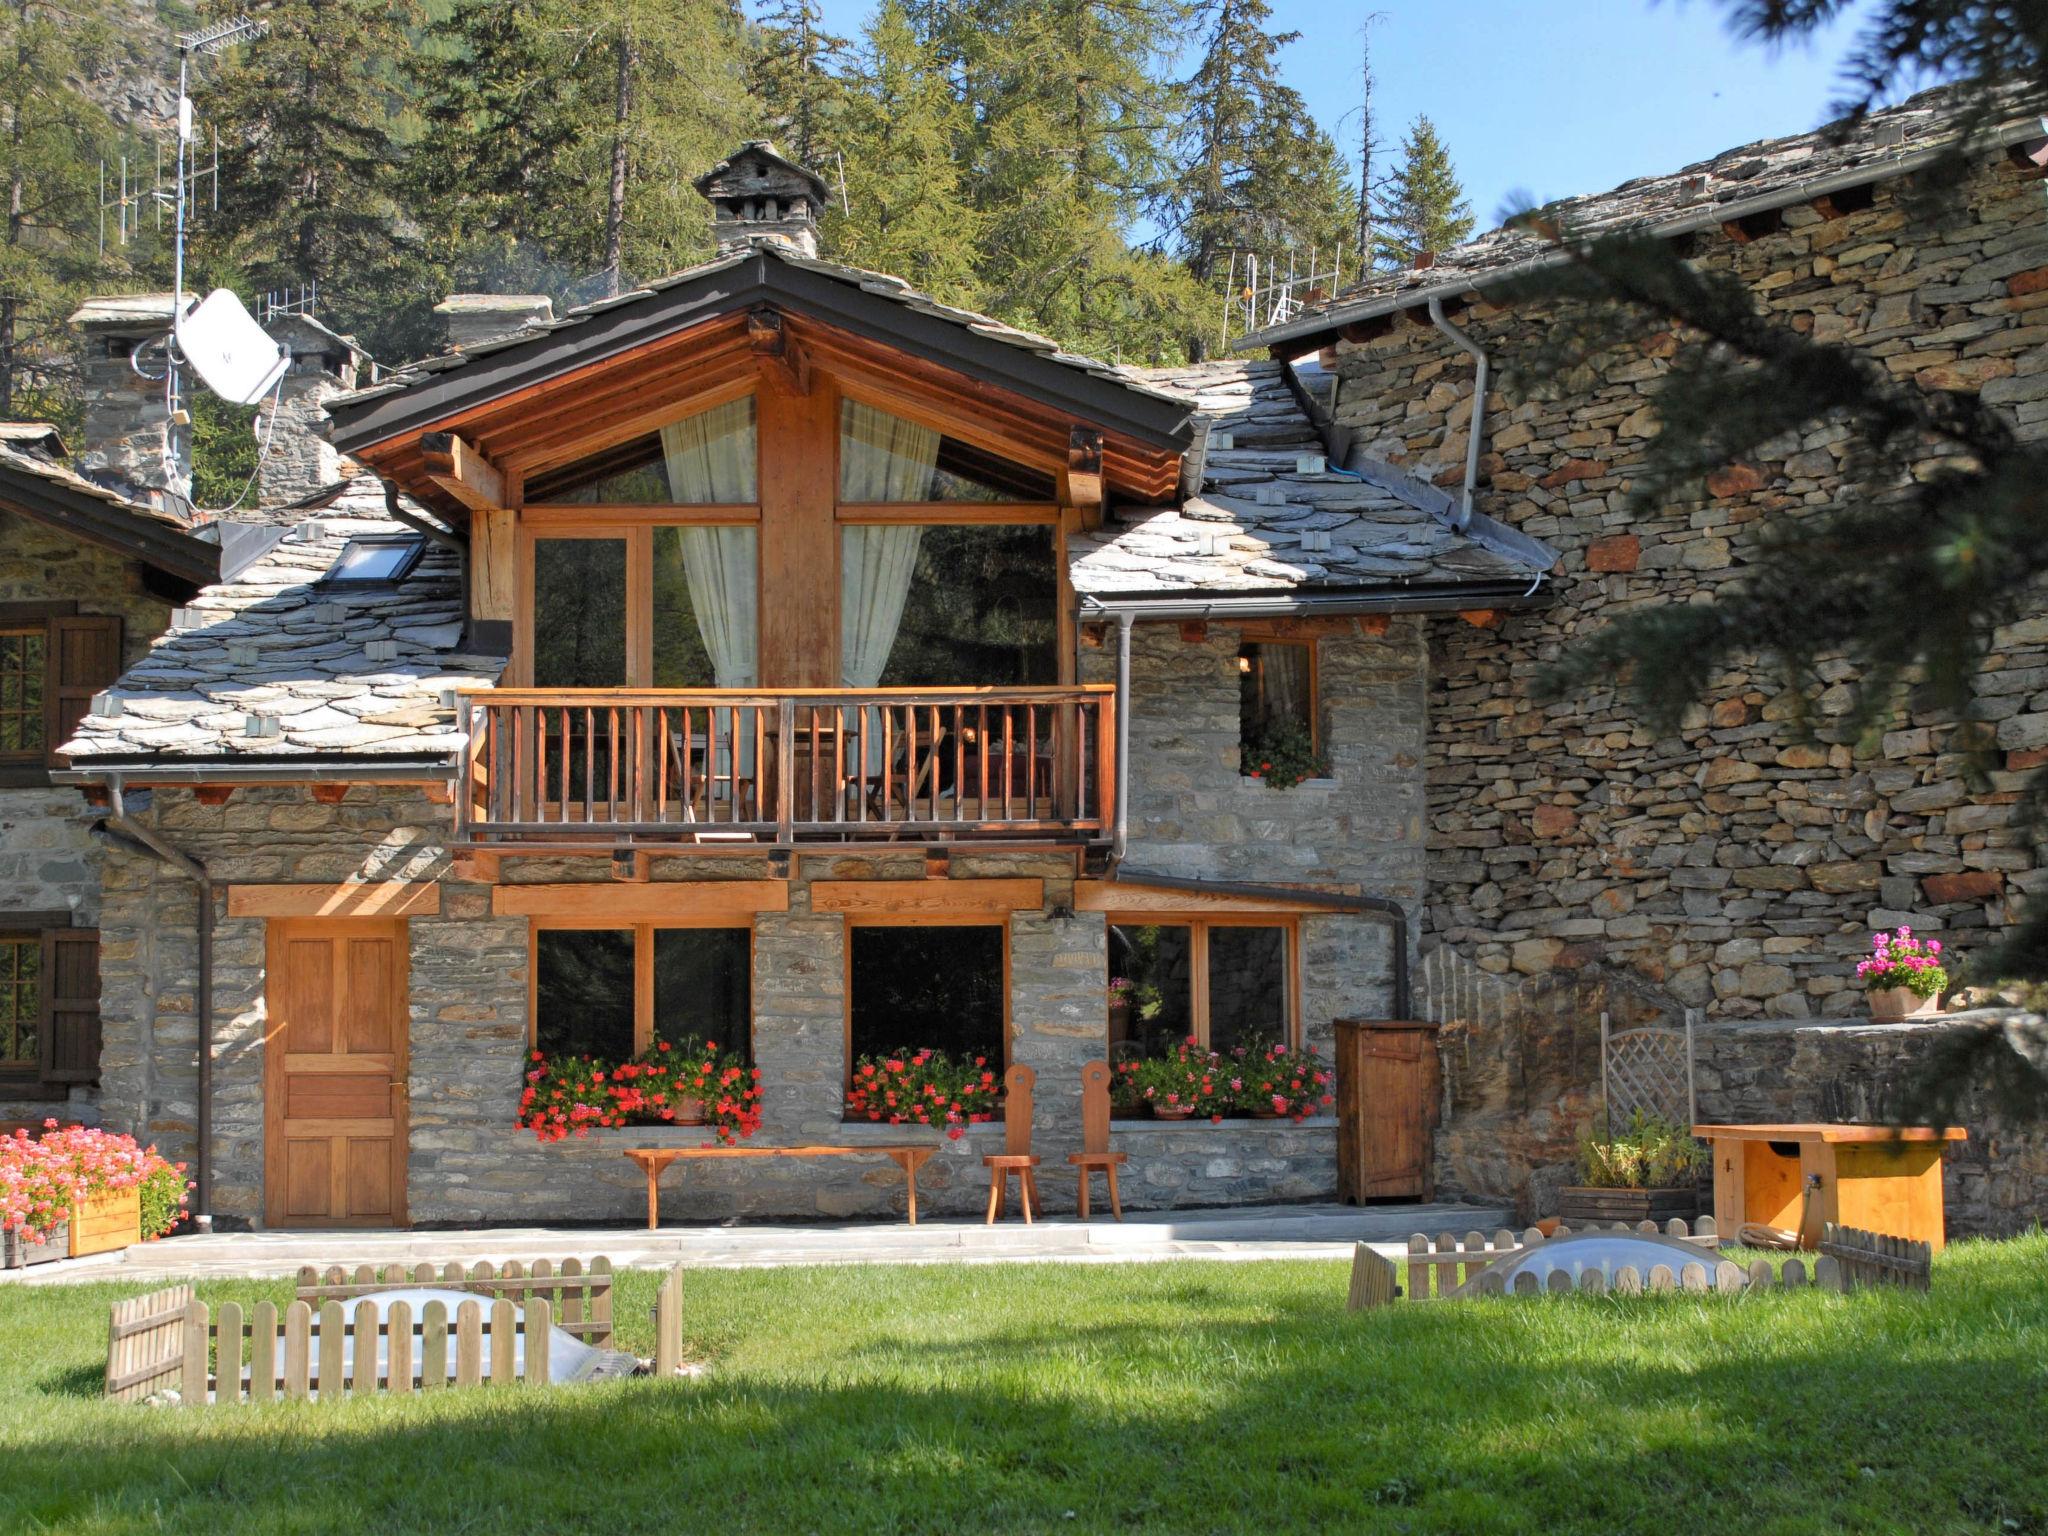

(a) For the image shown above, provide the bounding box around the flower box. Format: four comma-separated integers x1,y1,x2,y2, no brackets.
1,1219,68,1269
1556,1185,1700,1226
68,1186,140,1259
1867,986,1942,1023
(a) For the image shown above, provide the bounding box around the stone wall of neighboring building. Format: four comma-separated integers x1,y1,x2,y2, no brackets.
1329,151,2048,1021
0,509,175,670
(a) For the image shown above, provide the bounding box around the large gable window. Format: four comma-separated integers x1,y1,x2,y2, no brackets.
527,396,758,505
529,526,757,690
843,524,1058,689
839,399,1053,503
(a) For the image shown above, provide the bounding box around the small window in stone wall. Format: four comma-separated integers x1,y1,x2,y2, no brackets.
1109,919,1294,1064
533,925,751,1063
846,924,1006,1079
1238,640,1323,783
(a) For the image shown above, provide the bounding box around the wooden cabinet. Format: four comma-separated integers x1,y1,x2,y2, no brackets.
1335,1019,1441,1204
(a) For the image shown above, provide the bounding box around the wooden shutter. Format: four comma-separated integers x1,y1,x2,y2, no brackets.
39,928,100,1085
44,615,122,767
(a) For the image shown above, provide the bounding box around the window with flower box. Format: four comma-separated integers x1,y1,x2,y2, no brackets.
1107,918,1295,1062
529,922,751,1063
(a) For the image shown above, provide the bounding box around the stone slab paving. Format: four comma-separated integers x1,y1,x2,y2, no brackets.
0,1201,1510,1286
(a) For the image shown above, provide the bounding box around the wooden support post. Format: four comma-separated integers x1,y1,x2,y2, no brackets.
1065,427,1104,529
748,307,810,395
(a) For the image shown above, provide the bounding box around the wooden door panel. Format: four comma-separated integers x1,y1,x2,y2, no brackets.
265,920,408,1228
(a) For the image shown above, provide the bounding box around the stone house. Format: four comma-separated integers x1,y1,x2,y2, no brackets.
0,317,224,1129
39,102,2048,1234
1240,85,2048,1229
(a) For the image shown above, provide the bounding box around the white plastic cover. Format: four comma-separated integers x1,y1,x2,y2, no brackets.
175,288,289,405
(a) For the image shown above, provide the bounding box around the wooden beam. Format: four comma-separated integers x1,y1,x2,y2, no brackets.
756,384,839,687
1074,880,1351,915
1458,609,1503,630
1720,209,1784,245
1178,620,1208,644
1811,182,1876,220
748,307,811,396
191,785,234,807
491,880,789,919
420,432,507,514
1065,427,1104,530
309,784,351,805
810,878,1044,916
226,882,442,918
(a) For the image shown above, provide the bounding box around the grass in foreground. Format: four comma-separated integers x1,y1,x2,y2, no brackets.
1,1234,2044,1534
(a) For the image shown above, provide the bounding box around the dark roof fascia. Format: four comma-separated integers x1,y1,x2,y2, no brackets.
1077,577,1549,618
330,251,1196,454
0,464,220,586
1238,120,2045,353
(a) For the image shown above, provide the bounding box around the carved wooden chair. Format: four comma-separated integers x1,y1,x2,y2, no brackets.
983,1062,1041,1223
1067,1059,1127,1221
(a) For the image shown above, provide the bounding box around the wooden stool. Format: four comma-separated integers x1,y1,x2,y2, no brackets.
1067,1059,1127,1221
984,1063,1041,1223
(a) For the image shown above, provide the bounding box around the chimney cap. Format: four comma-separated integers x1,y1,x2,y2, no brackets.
432,293,555,319
693,141,828,206
69,293,178,332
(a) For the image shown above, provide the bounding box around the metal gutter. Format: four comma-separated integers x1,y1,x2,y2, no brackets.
1236,118,2048,353
1426,297,1487,532
102,778,217,1228
1111,868,1411,1018
1078,580,1550,622
55,758,458,786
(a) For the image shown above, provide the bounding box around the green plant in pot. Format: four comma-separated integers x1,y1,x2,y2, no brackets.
1559,1109,1707,1225
1242,718,1328,789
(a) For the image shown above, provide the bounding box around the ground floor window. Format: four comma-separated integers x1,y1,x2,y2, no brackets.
0,933,38,1067
1108,918,1294,1060
531,923,751,1061
846,922,1007,1074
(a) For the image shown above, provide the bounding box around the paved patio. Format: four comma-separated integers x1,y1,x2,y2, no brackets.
1,1200,1512,1285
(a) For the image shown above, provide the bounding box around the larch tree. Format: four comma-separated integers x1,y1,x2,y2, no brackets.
827,0,980,303
415,0,759,307
193,0,427,357
0,0,121,420
749,0,847,173
1374,113,1473,268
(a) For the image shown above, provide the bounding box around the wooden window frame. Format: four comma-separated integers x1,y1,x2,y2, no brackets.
526,917,755,1059
0,929,39,1071
841,914,1013,1092
0,912,99,1093
1237,634,1320,756
1106,913,1301,1052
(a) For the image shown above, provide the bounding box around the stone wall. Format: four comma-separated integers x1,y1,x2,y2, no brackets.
1330,151,2048,1022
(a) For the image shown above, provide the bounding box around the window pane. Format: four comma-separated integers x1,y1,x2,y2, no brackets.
839,399,1052,502
652,526,756,688
532,538,626,688
535,929,634,1061
0,631,46,756
1109,924,1192,1060
1240,642,1312,744
1208,926,1289,1056
853,524,1058,688
327,536,422,583
530,397,757,504
0,936,37,1065
848,926,1005,1064
652,929,751,1062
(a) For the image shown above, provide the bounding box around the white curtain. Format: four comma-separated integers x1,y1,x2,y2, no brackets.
661,400,759,690
660,397,756,503
839,401,938,689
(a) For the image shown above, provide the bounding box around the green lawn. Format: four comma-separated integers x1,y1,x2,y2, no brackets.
2,1236,2045,1534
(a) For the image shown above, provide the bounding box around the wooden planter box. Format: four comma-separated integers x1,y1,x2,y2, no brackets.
68,1187,140,1259
1557,1186,1700,1226
2,1221,69,1268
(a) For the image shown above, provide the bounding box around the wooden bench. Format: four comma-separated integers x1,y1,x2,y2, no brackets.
624,1144,939,1228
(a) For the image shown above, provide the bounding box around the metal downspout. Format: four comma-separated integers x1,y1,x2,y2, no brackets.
1112,612,1134,864
105,776,217,1228
1427,296,1488,532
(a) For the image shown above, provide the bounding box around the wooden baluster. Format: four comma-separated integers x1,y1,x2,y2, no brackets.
1026,703,1038,810
633,705,647,825
678,707,694,821
1097,694,1117,836
976,703,989,817
555,708,568,819
882,707,895,822
484,706,499,825
856,704,869,823
776,698,796,844
1076,698,1090,822
534,706,547,821
904,705,918,823
1002,705,1015,821
930,705,943,821
608,708,621,823
832,706,846,825
511,706,527,823
754,706,767,826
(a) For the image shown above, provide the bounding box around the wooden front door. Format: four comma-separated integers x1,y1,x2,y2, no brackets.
1335,1019,1442,1203
264,919,409,1227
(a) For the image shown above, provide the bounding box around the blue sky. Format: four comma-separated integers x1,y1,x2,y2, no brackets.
812,0,1893,244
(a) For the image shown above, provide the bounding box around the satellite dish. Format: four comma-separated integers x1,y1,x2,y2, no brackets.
174,288,289,405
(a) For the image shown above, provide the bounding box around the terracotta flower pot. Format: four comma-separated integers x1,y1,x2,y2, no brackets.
672,1097,708,1126
1867,986,1941,1023
1151,1103,1196,1121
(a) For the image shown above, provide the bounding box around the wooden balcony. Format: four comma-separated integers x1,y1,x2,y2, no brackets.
457,686,1117,849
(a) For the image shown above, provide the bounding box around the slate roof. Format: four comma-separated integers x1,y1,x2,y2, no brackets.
1244,82,2048,351
326,241,1196,450
0,434,221,585
1069,360,1551,598
61,475,505,765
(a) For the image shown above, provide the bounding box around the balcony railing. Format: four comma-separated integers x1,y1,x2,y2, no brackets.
457,686,1117,847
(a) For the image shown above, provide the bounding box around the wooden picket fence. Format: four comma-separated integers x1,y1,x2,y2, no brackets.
1819,1222,1933,1292
296,1258,617,1347
1348,1217,1935,1308
107,1256,689,1405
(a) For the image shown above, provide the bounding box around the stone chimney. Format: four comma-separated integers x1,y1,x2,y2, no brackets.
694,141,827,260
256,313,366,508
68,294,190,515
433,293,554,353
